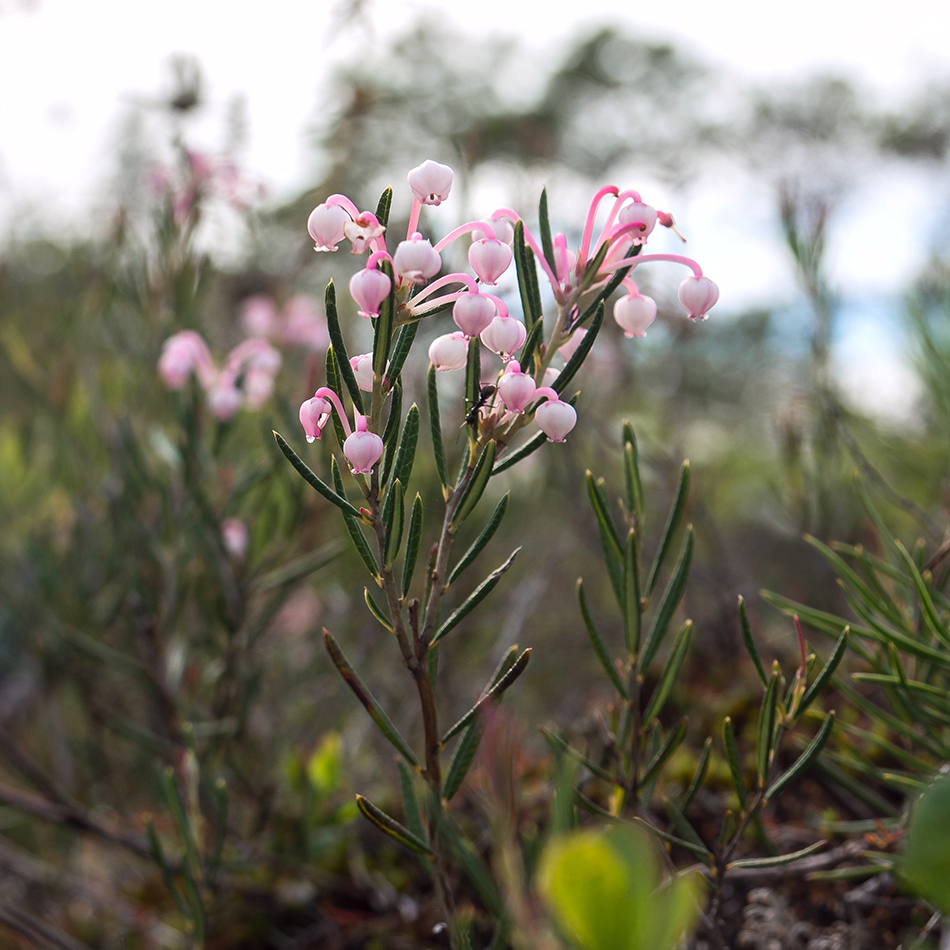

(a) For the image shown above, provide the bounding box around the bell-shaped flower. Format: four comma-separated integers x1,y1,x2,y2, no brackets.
394,234,442,284
299,394,332,442
613,293,657,338
158,331,215,389
497,360,537,413
558,328,587,361
350,267,391,318
474,217,514,246
350,353,375,392
480,313,527,361
533,389,577,443
407,160,454,206
344,415,384,474
543,367,561,388
618,201,658,245
469,238,512,286
453,292,496,337
428,331,469,371
677,275,719,320
207,376,243,422
307,203,349,252
343,212,385,254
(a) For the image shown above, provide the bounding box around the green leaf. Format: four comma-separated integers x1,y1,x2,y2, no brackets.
325,280,363,413
622,421,644,524
146,816,189,918
273,431,362,519
722,716,748,812
324,345,349,449
323,630,418,766
485,645,521,692
681,737,712,813
387,321,419,384
433,547,520,646
756,669,780,787
374,186,393,228
452,441,497,530
427,364,448,489
622,528,642,657
577,579,628,699
727,840,826,871
586,471,623,601
552,302,605,395
492,430,546,475
443,721,483,802
383,481,405,570
799,629,848,716
642,622,692,724
645,462,690,595
520,317,545,374
640,527,694,672
440,648,531,744
401,494,424,599
540,727,615,783
538,188,558,276
159,766,201,879
738,596,768,688
514,220,543,328
465,335,481,419
895,540,950,649
641,717,688,787
331,457,380,579
373,260,396,378
356,794,432,855
397,760,425,842
664,798,710,857
634,815,712,863
901,773,950,913
766,712,836,801
364,587,394,631
380,379,403,486
449,493,509,586
391,404,420,490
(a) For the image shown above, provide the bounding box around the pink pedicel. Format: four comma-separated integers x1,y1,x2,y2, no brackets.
428,332,469,371
350,267,392,318
677,275,720,320
343,415,384,474
532,388,577,442
453,292,497,337
394,234,442,284
299,395,332,443
468,238,513,286
407,160,454,206
613,293,658,338
497,360,537,414
349,353,375,392
480,313,527,361
307,203,349,252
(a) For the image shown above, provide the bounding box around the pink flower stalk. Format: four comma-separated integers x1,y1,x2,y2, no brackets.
158,331,215,389
558,328,587,361
613,292,657,338
469,238,513,286
428,332,469,371
553,232,576,286
307,203,349,252
350,267,392,318
344,415,384,474
407,160,454,207
221,518,249,560
497,360,536,413
350,353,375,391
532,388,577,442
299,394,332,442
480,313,527,361
393,234,442,284
453,292,497,337
343,212,386,254
677,275,720,320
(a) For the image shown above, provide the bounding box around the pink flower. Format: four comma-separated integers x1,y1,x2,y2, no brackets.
350,267,392,318
558,328,587,361
307,203,349,252
343,212,385,254
207,377,243,421
618,201,657,245
407,160,454,206
349,353,375,392
532,388,577,442
677,275,719,320
344,415,384,474
474,218,514,246
497,360,536,413
453,292,496,337
613,293,657,338
158,331,215,389
299,394,332,443
221,518,249,560
480,313,527,361
469,238,512,286
428,332,469,371
394,235,442,284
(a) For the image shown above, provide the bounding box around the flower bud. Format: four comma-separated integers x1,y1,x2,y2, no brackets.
394,235,441,284
428,332,469,371
307,203,348,252
480,314,527,361
407,160,454,206
350,353,374,392
453,292,496,337
350,267,392,318
497,360,537,413
343,416,384,474
613,293,657,338
535,399,577,442
469,238,512,286
677,275,719,320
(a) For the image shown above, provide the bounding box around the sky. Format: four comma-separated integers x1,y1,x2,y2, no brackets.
1,0,949,417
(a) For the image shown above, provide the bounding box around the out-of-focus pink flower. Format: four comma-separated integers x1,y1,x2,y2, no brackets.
394,235,441,284
677,275,719,320
350,267,392,318
497,360,536,413
407,160,454,206
281,295,329,350
207,376,243,421
241,295,279,338
221,518,249,560
308,203,349,252
453,292,496,337
350,353,375,392
613,293,657,338
428,332,469,371
343,415,384,474
469,239,512,286
480,313,527,361
158,331,215,389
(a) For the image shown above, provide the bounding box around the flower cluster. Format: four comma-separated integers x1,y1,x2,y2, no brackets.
300,160,718,466
159,330,281,421
240,294,329,351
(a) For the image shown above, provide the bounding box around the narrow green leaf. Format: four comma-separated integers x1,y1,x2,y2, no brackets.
374,186,393,228
766,712,836,801
799,629,849,715
449,493,509,586
723,716,748,812
641,717,688,787
356,794,432,855
681,736,712,812
642,621,692,724
738,595,768,687
273,431,362,518
397,760,425,842
427,364,448,489
387,321,418,384
401,494,424,599
331,457,380,579
383,482,405,569
391,404,420,490
573,265,630,331
452,441,497,530
577,236,611,290
552,301,605,395
539,726,614,783
380,379,403,486
640,527,694,672
465,335,481,418
485,645,520,692
538,188,557,275
146,816,189,918
208,778,228,884
324,345,348,448
373,260,396,378
622,420,644,523
440,648,531,744
634,815,712,863
433,546,520,646
810,758,899,817
325,280,363,413
586,472,623,602
639,720,664,808
727,840,826,871
323,630,418,766
577,579,628,699
443,721,483,802
645,461,690,595
756,670,780,787
492,430,546,475
519,317,545,374
514,220,543,328
435,811,506,918
895,540,950,649
664,798,709,856
364,587,394,631
159,766,201,879
622,528,642,656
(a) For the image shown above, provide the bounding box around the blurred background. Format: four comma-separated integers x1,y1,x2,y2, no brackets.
2,0,950,944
